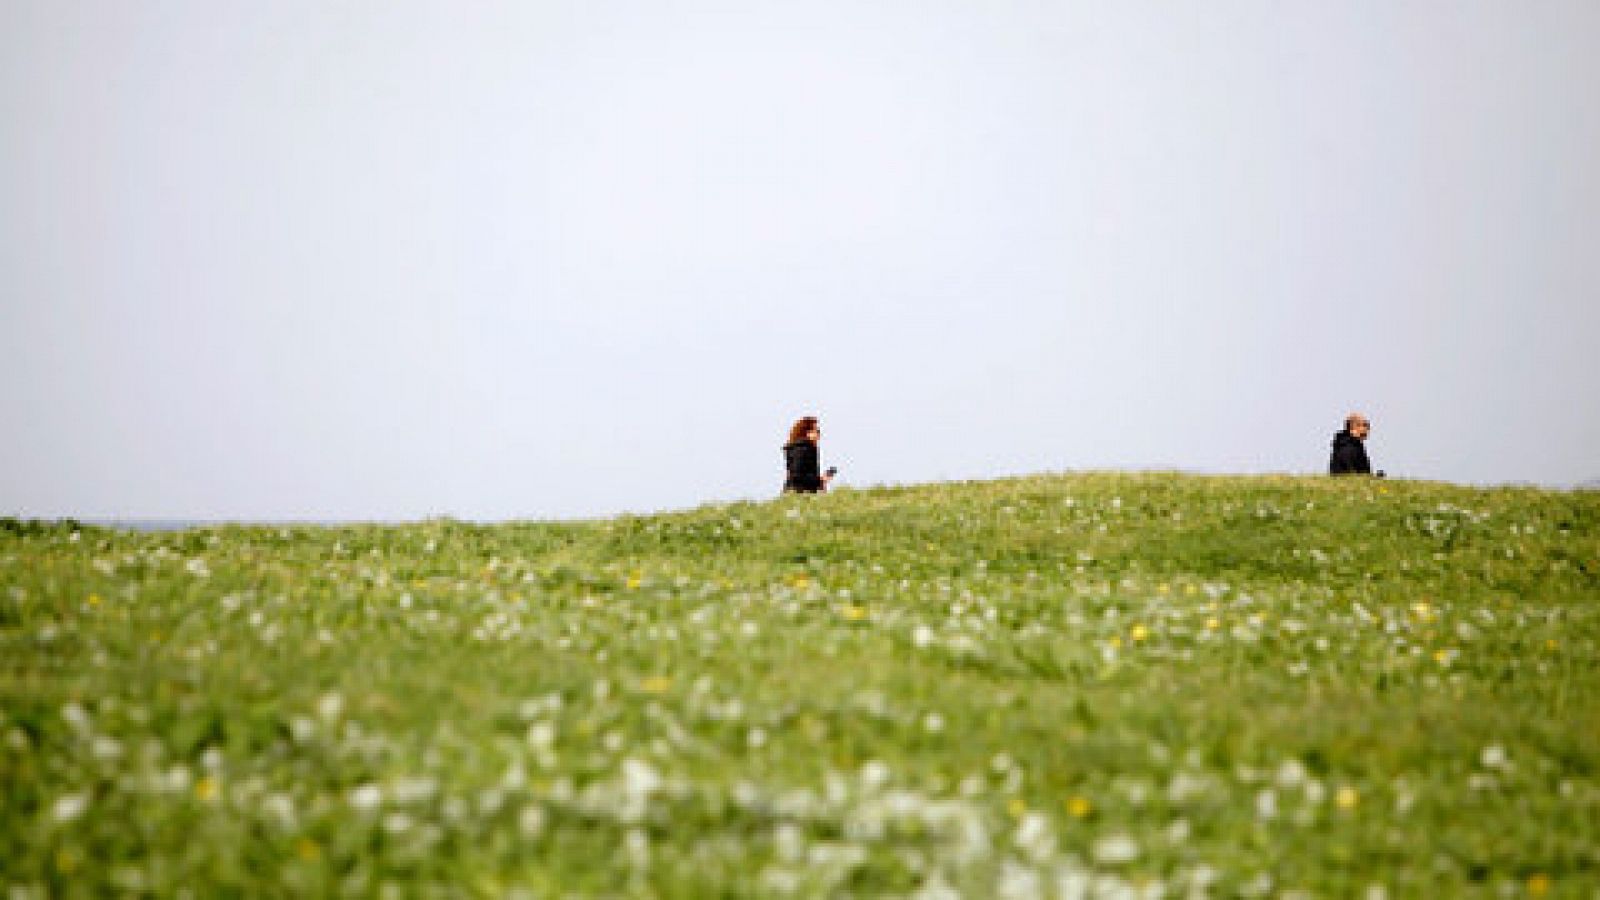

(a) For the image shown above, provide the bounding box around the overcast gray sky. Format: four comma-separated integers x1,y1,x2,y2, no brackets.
3,2,1598,521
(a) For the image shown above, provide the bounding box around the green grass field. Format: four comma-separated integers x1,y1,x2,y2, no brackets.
3,473,1598,898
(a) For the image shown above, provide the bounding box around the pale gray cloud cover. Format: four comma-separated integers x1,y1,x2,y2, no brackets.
3,2,1597,520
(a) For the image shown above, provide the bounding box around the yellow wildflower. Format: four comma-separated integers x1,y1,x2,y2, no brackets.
625,573,642,590
1205,618,1220,631
1107,636,1123,650
1007,797,1027,818
1527,874,1551,896
1067,795,1092,818
195,776,218,802
87,594,102,607
841,605,867,621
1130,624,1149,642
1335,786,1358,810
639,676,672,695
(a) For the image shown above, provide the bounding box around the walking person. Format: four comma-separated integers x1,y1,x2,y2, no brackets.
1329,412,1380,476
782,416,834,494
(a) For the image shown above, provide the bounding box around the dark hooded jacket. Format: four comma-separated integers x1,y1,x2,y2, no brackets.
1329,430,1372,475
782,441,824,493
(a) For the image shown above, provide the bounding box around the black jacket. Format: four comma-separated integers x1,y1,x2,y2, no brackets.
1329,430,1372,475
783,441,823,493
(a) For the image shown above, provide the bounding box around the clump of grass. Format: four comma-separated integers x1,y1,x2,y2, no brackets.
2,473,1597,896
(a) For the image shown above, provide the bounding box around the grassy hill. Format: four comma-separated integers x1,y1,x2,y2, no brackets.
3,473,1598,897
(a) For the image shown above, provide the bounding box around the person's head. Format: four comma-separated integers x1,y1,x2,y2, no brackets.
1345,412,1371,441
787,416,820,445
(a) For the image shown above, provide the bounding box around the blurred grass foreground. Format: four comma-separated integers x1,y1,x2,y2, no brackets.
3,472,1598,897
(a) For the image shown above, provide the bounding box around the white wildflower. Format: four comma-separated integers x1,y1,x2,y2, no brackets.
998,859,1045,900
316,692,343,722
1014,811,1056,862
1092,833,1139,865
518,804,546,838
621,757,662,797
1275,759,1307,788
61,703,91,734
1167,771,1211,804
761,868,800,894
526,721,556,750
914,874,962,900
501,763,527,791
1166,818,1191,844
52,792,90,823
1255,789,1278,820
773,823,804,862
164,765,193,794
1184,864,1220,894
1481,744,1508,770
1056,866,1092,900
262,793,296,828
860,760,892,792
349,783,382,812
625,827,650,868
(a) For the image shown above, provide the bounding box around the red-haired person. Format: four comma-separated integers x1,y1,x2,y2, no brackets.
782,417,834,494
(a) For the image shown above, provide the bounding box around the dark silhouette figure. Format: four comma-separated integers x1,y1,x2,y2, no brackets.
782,416,832,494
1330,412,1375,476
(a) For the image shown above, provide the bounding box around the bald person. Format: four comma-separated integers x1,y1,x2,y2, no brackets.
1329,413,1376,476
